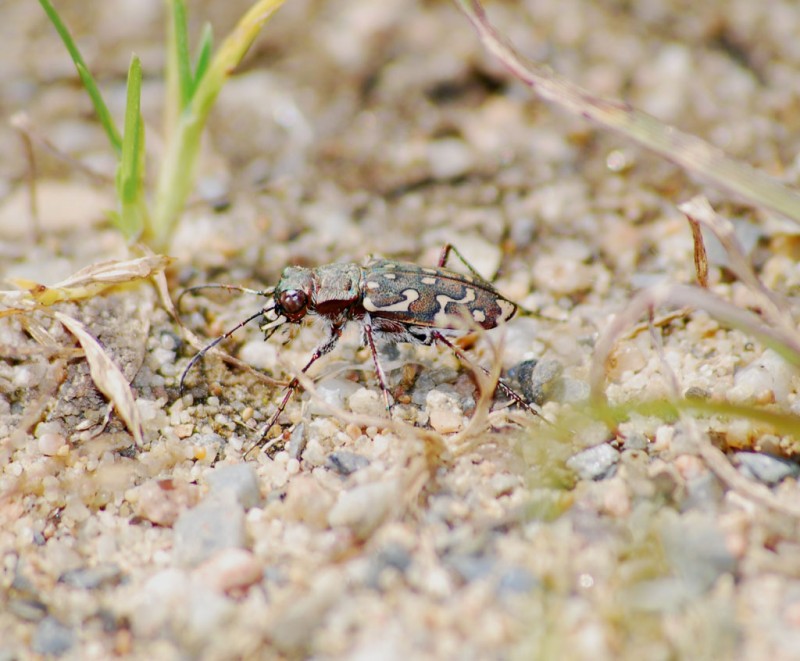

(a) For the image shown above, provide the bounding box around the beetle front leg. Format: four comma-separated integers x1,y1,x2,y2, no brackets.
248,325,344,455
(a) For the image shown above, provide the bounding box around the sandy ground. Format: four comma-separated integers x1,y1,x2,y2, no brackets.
3,0,800,658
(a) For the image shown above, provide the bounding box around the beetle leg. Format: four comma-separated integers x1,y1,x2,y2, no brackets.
430,330,544,420
362,320,393,413
437,243,489,282
249,325,344,454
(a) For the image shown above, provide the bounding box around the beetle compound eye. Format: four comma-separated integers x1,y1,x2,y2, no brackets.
280,290,307,315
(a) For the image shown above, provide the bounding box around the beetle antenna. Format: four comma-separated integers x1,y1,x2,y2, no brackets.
179,306,274,394
177,284,274,311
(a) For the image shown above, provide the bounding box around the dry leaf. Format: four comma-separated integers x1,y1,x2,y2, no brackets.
53,311,144,446
9,254,172,306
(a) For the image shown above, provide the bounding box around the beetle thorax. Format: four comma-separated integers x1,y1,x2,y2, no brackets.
275,263,363,324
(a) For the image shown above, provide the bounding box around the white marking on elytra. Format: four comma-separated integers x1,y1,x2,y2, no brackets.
433,287,477,326
421,276,436,285
472,309,486,323
421,268,437,274
366,281,380,290
364,288,420,312
383,273,397,280
497,299,516,321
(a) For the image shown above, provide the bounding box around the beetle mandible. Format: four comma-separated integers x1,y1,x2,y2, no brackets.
181,244,535,452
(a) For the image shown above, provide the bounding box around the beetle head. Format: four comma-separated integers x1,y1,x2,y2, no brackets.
273,266,315,322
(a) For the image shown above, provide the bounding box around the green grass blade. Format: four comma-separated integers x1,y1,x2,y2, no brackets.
75,63,122,154
115,55,146,240
39,0,122,154
151,0,286,250
171,0,193,109
192,23,214,96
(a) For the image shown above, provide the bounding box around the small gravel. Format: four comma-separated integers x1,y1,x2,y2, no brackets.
566,444,621,481
205,463,261,509
31,617,74,657
325,450,370,476
735,452,800,486
172,497,248,567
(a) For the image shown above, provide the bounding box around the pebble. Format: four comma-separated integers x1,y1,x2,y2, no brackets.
206,463,261,509
510,359,562,405
287,423,307,460
364,543,413,589
411,367,459,407
735,452,800,486
128,479,201,527
328,480,398,539
308,378,360,416
173,497,248,567
488,473,519,498
425,389,464,434
426,137,474,180
193,548,263,594
188,433,224,462
659,512,736,592
682,473,725,511
348,387,388,417
622,432,649,451
38,433,68,456
496,566,539,595
531,254,596,295
555,377,590,404
447,554,494,583
728,349,794,405
58,564,124,590
283,474,335,528
566,444,620,481
238,340,277,371
269,570,341,654
129,568,235,642
326,450,370,476
31,617,74,656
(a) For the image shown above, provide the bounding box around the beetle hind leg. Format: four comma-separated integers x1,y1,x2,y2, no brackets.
430,330,545,421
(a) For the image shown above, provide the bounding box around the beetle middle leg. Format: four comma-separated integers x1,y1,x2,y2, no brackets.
362,320,393,413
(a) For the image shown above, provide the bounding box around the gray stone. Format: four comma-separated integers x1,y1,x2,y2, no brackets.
496,566,539,595
206,463,261,509
555,377,590,404
683,473,724,511
511,359,563,405
326,451,370,476
736,452,800,486
622,432,648,451
287,423,307,460
365,543,413,589
328,481,398,539
173,497,247,567
660,512,736,592
32,617,74,656
566,443,620,480
59,564,124,589
447,554,494,583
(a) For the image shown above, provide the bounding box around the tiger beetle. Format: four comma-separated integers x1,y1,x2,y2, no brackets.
180,244,539,453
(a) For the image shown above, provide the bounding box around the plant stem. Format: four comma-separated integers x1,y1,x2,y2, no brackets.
149,0,287,250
